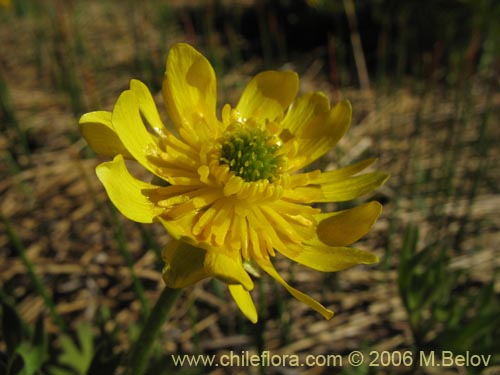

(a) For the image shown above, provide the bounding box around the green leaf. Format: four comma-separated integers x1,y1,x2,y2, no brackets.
45,365,77,375
16,315,48,375
17,343,37,375
57,323,94,375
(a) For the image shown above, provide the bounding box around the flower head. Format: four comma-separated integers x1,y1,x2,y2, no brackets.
79,43,388,323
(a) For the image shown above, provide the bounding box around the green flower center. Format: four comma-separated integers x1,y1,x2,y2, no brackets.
219,127,281,182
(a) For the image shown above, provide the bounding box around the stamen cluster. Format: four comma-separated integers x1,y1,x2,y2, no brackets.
219,127,281,182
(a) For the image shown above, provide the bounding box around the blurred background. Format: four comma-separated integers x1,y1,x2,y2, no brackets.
0,0,499,374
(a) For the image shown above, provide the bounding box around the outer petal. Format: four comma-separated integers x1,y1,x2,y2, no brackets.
112,90,162,177
257,259,334,320
318,172,389,202
130,79,170,135
204,251,254,291
162,43,218,133
236,71,298,122
162,240,209,288
279,244,379,272
156,214,198,242
228,284,258,323
78,111,133,158
316,201,383,246
283,172,388,204
282,95,351,171
96,155,163,223
312,158,377,183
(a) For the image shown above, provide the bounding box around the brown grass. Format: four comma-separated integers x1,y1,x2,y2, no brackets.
0,1,499,374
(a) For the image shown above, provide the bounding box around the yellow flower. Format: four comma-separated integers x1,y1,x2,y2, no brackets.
79,43,388,323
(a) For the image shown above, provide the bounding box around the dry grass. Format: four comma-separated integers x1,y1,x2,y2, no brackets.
0,1,499,374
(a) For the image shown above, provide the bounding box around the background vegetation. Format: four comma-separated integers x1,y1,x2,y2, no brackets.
1,0,499,374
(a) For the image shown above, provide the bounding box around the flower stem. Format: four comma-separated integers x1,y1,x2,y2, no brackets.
127,287,183,374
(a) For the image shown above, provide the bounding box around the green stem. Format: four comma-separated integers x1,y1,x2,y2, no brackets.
1,213,67,332
127,287,183,374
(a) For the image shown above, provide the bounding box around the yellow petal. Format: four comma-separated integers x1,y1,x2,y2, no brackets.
162,43,217,133
236,71,298,122
162,240,208,288
316,201,383,246
287,161,382,203
319,172,389,202
112,90,162,177
257,259,334,320
228,284,258,323
129,79,170,135
282,95,351,171
96,154,163,223
156,214,199,243
78,111,133,158
311,158,377,184
282,93,322,134
204,251,254,291
279,244,379,272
